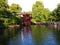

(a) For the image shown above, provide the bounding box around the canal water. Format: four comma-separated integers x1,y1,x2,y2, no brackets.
0,25,60,45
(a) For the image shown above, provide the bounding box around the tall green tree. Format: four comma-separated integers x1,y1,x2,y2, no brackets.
32,1,44,22
43,8,50,21
56,3,60,21
0,0,9,17
32,1,50,22
9,3,22,15
51,3,60,21
50,8,57,21
0,0,8,9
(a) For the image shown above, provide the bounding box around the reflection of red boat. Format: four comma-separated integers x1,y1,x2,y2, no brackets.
21,12,32,26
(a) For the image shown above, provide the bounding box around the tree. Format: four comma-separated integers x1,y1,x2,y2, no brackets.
56,3,60,21
43,8,50,21
0,0,8,8
51,3,60,21
50,8,57,21
0,0,9,17
32,1,50,22
32,1,44,22
9,3,22,15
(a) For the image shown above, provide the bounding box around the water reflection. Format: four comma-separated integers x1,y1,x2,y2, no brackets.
0,28,9,45
43,30,57,45
32,25,57,45
0,25,60,45
54,29,60,45
8,26,34,45
21,26,34,45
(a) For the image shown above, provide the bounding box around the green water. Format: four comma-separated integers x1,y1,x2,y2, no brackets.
0,25,60,45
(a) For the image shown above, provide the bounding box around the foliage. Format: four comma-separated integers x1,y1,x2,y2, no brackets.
32,1,44,22
0,0,8,9
50,9,57,21
0,0,22,26
51,3,60,21
0,0,9,17
56,3,60,21
32,1,50,22
43,8,50,21
9,3,22,14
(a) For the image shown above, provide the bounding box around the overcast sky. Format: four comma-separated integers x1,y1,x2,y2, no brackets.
8,0,60,12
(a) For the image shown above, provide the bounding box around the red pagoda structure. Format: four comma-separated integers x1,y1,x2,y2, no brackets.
20,12,32,26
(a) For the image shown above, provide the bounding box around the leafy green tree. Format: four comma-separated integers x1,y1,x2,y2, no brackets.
43,8,50,21
51,3,60,21
32,1,44,22
50,8,57,21
0,0,9,17
32,1,50,22
56,3,60,21
9,3,22,15
0,0,22,26
0,0,8,9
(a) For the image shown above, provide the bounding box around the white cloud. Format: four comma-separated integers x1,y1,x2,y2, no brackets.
8,0,60,12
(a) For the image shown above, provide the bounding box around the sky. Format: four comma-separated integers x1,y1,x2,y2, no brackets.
8,0,60,12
